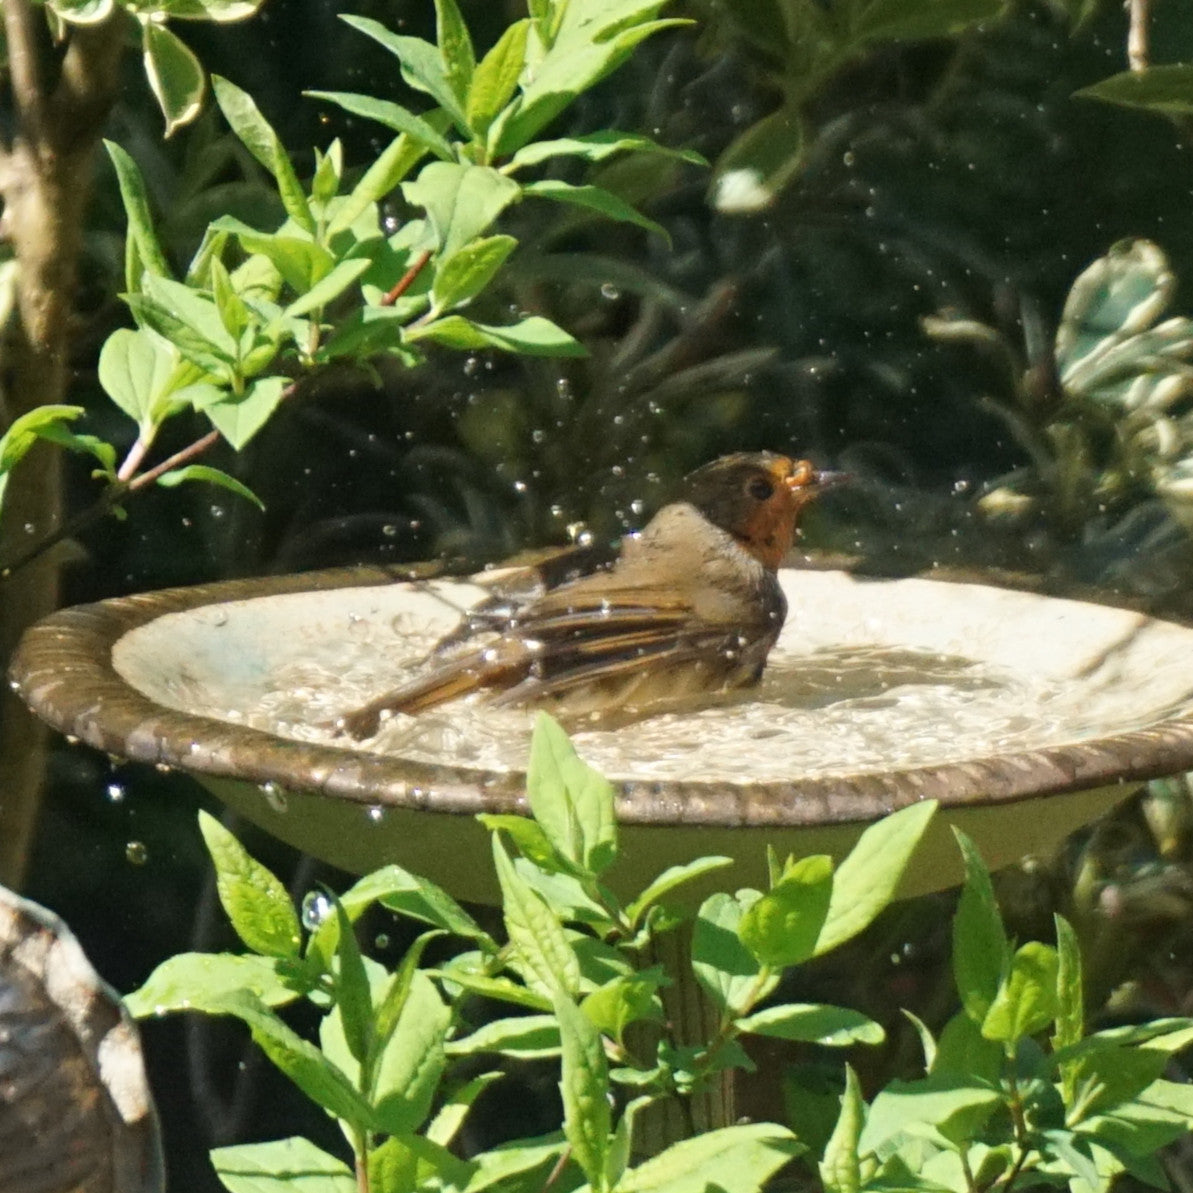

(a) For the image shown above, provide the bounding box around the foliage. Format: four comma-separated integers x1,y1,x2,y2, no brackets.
41,0,267,136
818,830,1193,1193
924,239,1193,544
125,714,1193,1193
0,0,702,555
127,712,935,1189
697,0,1012,213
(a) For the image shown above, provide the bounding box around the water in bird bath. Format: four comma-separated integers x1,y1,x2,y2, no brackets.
110,569,1193,785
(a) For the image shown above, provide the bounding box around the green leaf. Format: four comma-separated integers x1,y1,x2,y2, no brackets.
493,836,581,997
97,328,183,431
617,1122,801,1193
1076,65,1193,117
141,21,204,137
369,970,450,1134
125,951,301,1018
284,256,372,318
522,179,668,240
403,162,520,259
507,130,705,171
626,857,733,927
1053,913,1084,1058
0,405,86,504
104,141,172,283
820,1065,864,1193
146,0,264,18
330,896,372,1064
126,273,236,370
446,1014,561,1059
478,813,567,872
406,313,585,356
581,973,665,1044
738,1003,884,1047
329,128,441,235
464,1132,566,1193
490,5,687,155
425,1071,503,1147
430,965,551,1011
368,1135,476,1193
211,1137,355,1193
1056,238,1175,381
212,75,314,234
554,992,611,1189
342,864,493,946
981,941,1059,1043
432,235,517,313
818,800,937,955
369,932,441,1064
435,0,475,104
306,91,455,162
205,374,288,450
338,15,468,129
861,1074,1002,1152
691,892,774,1014
711,103,805,215
525,712,618,875
739,854,834,968
932,1010,1004,1083
214,988,375,1129
468,19,529,136
951,828,1009,1022
198,811,301,959
156,464,265,510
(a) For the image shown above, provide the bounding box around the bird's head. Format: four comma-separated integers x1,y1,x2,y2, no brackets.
680,452,846,570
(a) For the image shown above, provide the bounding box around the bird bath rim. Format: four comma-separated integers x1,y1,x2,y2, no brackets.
11,564,1193,831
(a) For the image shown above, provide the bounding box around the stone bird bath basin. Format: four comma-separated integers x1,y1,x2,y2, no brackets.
12,564,1193,904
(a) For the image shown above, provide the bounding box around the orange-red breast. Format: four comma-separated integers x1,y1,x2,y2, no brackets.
336,452,845,738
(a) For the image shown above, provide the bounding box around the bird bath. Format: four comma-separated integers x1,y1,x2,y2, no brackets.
12,564,1193,903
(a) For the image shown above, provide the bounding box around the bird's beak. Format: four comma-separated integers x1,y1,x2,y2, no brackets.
810,469,850,491
783,468,850,494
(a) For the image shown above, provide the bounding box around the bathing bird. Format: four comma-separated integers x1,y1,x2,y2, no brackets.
334,452,845,738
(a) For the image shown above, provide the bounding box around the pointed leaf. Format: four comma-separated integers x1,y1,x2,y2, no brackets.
156,464,264,510
142,21,204,136
306,91,455,162
469,19,529,135
105,140,172,282
198,810,301,959
818,800,937,955
554,992,610,1189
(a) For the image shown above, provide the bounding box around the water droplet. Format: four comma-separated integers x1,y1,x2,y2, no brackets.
261,781,288,813
366,804,383,823
600,282,620,300
374,933,391,950
125,841,148,865
381,524,398,538
301,890,332,930
106,783,125,803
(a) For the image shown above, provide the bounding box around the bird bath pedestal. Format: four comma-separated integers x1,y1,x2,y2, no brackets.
13,564,1193,1140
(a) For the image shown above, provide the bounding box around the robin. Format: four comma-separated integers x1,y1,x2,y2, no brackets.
335,452,845,738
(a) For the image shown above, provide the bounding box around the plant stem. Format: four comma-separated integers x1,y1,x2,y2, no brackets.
0,427,222,579
1127,0,1150,72
381,249,432,306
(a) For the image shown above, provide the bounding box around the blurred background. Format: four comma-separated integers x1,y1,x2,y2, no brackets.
10,0,1193,1185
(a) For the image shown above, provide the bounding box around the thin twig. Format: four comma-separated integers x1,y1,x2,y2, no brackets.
117,432,154,483
127,428,220,491
0,428,220,579
381,249,432,306
1127,0,1150,72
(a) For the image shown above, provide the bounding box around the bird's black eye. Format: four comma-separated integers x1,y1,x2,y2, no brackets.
747,475,774,501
